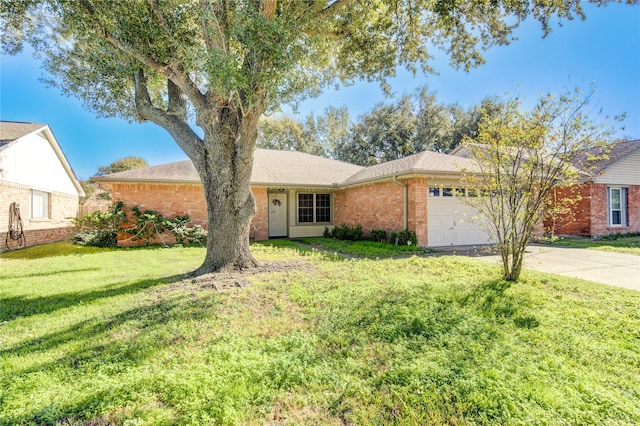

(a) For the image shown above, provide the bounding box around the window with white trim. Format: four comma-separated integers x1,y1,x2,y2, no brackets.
607,186,627,226
31,190,50,219
297,193,331,224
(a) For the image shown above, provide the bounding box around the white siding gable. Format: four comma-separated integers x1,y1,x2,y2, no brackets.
594,148,640,185
0,131,80,196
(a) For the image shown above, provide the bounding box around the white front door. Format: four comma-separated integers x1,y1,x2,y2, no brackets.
268,193,288,237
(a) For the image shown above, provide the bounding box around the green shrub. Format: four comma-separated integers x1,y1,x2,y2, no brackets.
71,201,127,247
73,201,207,247
128,207,206,246
390,229,418,246
72,230,118,248
370,229,388,243
168,223,208,246
331,223,363,241
323,227,332,238
599,231,640,241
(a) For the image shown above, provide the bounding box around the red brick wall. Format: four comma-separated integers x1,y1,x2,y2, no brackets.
334,178,428,245
110,182,208,227
628,185,640,232
406,178,428,246
334,181,404,237
591,183,640,236
545,183,640,237
545,184,593,236
589,184,608,236
1,180,79,252
252,187,268,241
109,182,270,243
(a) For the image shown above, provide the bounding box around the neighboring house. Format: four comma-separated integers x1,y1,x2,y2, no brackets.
95,148,493,247
545,139,640,237
0,121,85,251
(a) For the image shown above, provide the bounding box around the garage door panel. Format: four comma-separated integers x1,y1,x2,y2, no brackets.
428,195,493,247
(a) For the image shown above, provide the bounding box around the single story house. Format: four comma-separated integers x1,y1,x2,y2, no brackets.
0,121,85,251
545,139,640,237
95,148,493,247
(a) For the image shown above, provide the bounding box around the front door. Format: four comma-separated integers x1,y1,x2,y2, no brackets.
268,193,288,237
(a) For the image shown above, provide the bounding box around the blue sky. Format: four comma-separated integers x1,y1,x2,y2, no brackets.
1,3,639,179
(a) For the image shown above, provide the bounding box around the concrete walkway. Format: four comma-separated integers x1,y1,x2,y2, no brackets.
467,245,640,291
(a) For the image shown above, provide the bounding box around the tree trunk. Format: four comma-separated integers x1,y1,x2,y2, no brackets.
197,179,258,273
192,107,261,274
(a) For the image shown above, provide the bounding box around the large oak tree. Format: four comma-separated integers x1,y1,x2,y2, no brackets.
1,0,623,274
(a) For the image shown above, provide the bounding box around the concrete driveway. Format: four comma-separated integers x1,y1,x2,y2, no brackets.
471,245,640,291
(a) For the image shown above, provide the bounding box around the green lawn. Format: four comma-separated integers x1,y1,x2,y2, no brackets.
1,242,639,425
540,234,640,255
295,237,431,258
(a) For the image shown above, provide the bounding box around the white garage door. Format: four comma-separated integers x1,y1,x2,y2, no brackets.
427,187,492,247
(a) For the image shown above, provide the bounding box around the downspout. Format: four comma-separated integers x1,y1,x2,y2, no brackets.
392,176,408,230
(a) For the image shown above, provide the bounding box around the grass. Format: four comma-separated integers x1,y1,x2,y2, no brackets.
1,242,639,425
296,237,432,258
540,234,640,255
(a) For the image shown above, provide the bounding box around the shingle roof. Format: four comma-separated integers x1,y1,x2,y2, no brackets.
251,149,364,186
0,121,47,146
574,139,640,176
98,159,199,182
96,149,365,187
342,150,478,185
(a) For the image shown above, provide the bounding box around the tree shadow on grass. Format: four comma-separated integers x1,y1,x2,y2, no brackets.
0,266,101,280
0,273,189,322
0,295,198,364
1,292,217,425
459,279,541,328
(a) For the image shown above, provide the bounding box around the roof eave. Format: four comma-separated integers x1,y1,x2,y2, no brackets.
339,167,480,188
95,177,201,185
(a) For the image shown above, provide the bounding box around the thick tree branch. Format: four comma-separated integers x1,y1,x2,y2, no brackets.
167,79,188,121
133,70,202,160
78,0,209,113
147,0,171,34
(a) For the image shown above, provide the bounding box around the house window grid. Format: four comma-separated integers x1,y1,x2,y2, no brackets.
607,186,628,227
31,189,50,219
315,194,331,223
297,193,332,224
430,186,475,197
298,194,314,223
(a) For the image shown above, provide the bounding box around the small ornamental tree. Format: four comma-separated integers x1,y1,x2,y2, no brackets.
460,88,616,281
2,0,629,274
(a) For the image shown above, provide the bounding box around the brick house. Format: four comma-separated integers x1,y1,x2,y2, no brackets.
545,139,640,237
0,121,85,251
95,148,493,247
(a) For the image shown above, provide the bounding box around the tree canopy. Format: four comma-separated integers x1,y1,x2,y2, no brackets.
1,0,624,273
332,89,505,165
95,156,149,176
256,116,324,155
80,156,149,202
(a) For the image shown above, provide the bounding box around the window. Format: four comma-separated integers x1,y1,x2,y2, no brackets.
31,190,50,219
298,194,314,223
608,187,628,226
315,194,331,222
442,187,453,197
298,193,331,224
455,188,466,197
429,187,440,197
